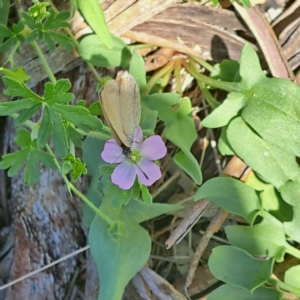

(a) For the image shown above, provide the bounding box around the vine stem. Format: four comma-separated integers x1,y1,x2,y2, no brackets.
31,41,57,85
45,144,114,226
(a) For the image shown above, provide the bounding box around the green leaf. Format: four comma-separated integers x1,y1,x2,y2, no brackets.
89,215,150,300
44,10,70,30
52,104,103,131
67,126,83,148
225,213,288,262
238,44,300,157
50,111,68,158
0,149,29,176
208,245,274,291
44,79,73,104
284,205,300,243
77,0,112,49
15,103,41,126
208,284,283,300
141,185,152,205
38,106,51,148
88,101,101,116
0,67,31,82
89,197,182,300
0,99,37,116
246,173,292,222
2,76,42,100
104,184,131,208
279,181,300,207
227,117,300,188
47,31,73,50
33,149,56,169
129,53,147,96
201,92,247,128
284,265,300,288
24,152,40,185
15,128,32,147
217,127,234,155
194,177,261,223
0,24,13,38
78,34,131,68
239,43,265,88
144,93,202,185
210,59,240,82
43,32,56,52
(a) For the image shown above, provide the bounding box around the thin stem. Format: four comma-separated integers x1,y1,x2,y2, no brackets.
182,59,241,93
31,41,57,84
45,144,113,225
272,279,300,297
145,60,175,95
189,54,215,73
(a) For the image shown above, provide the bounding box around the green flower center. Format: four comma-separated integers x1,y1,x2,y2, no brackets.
127,149,142,165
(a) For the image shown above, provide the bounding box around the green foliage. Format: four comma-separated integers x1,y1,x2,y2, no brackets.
143,93,202,185
62,153,87,181
22,9,73,51
89,198,182,300
209,246,274,291
78,34,132,67
0,128,56,185
77,0,112,49
0,77,103,158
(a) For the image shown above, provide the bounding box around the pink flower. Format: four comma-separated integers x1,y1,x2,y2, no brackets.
101,127,167,190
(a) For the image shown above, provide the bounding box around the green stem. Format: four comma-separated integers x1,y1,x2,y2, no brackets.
145,60,175,95
285,243,300,260
31,41,57,84
45,144,113,225
182,59,241,93
197,80,220,109
272,279,300,297
189,54,215,73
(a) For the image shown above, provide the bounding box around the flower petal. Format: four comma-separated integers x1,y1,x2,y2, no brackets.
101,139,125,163
139,135,167,160
111,161,136,190
136,159,162,186
131,127,143,149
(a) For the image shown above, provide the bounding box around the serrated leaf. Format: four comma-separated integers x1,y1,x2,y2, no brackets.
0,99,37,116
38,106,51,148
0,67,30,82
43,32,56,52
24,152,40,185
208,245,274,291
50,111,68,158
14,128,32,147
0,148,29,176
44,79,73,104
33,149,56,169
52,104,103,131
227,117,300,188
15,103,41,126
67,126,83,148
47,31,73,50
78,34,131,68
77,0,112,49
44,10,70,29
3,76,42,100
